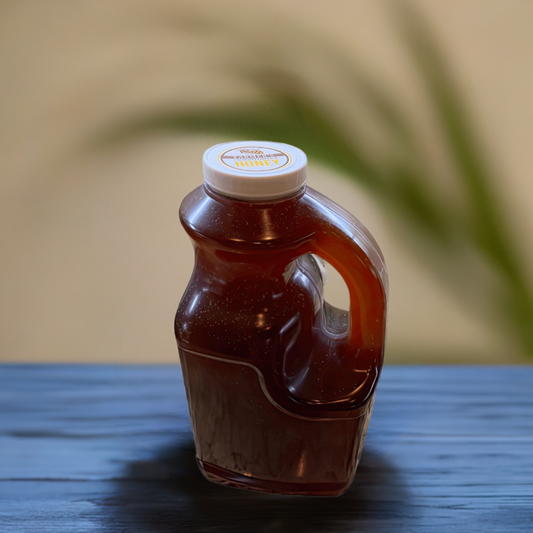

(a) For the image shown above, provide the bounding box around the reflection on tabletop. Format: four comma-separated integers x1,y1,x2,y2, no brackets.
104,438,408,533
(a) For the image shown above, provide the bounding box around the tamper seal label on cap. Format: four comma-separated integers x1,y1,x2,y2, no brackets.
218,146,292,172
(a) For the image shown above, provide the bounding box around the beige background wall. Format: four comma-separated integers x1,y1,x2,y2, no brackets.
1,1,532,363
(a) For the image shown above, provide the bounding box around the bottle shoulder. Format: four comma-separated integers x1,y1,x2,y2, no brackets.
179,185,387,294
179,185,314,249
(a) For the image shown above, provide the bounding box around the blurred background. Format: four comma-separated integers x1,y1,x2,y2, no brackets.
1,0,532,364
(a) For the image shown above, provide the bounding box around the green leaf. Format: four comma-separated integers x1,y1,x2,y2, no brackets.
113,92,386,192
396,0,533,352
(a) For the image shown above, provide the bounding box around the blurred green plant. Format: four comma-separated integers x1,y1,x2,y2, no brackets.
110,2,533,356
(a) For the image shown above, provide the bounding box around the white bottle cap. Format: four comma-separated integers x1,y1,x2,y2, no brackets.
203,141,307,200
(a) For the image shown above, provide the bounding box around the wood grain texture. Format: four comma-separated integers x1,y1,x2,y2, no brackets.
0,365,532,532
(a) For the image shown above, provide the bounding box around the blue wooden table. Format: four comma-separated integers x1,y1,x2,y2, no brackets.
0,365,532,532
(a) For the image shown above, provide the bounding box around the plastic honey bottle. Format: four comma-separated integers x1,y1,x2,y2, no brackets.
175,141,388,496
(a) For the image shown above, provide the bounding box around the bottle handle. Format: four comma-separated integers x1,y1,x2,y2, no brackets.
305,189,387,359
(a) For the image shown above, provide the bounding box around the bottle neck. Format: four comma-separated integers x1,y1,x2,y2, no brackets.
203,183,307,205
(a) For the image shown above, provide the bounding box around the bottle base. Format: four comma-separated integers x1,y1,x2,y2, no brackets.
197,458,351,497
